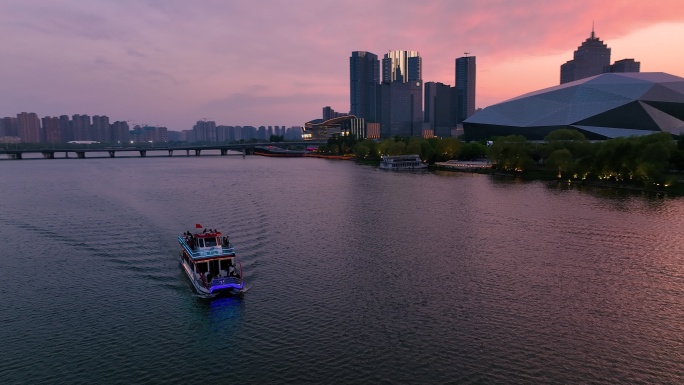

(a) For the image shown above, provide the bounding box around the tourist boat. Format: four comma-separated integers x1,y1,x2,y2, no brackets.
178,225,244,296
379,154,428,170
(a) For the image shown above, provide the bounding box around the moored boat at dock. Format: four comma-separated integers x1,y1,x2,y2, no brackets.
379,154,427,170
178,225,244,296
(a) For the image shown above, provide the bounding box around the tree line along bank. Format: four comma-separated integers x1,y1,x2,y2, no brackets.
316,130,684,192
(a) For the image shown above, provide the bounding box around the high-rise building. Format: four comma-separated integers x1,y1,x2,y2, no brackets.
1,117,19,137
424,82,455,137
560,28,641,84
378,50,423,137
193,120,217,142
111,121,130,143
382,50,421,83
41,116,61,143
350,51,379,123
59,115,72,142
378,80,423,138
92,115,110,142
72,114,91,141
455,55,476,123
610,58,641,73
17,112,41,143
560,28,611,84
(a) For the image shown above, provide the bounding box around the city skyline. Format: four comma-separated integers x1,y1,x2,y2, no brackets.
1,1,684,131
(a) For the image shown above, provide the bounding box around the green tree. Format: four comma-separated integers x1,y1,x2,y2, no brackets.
388,141,406,155
377,139,395,155
635,141,671,184
459,142,487,160
405,138,423,156
544,129,587,142
434,137,462,161
420,140,436,163
488,135,528,170
354,142,370,160
547,148,574,178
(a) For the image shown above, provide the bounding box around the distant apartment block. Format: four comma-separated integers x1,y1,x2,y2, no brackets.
17,112,41,143
130,125,167,143
41,116,61,143
1,117,19,137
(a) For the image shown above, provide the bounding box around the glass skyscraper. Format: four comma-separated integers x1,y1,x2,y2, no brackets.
455,55,476,123
378,51,423,137
350,51,379,123
382,50,421,83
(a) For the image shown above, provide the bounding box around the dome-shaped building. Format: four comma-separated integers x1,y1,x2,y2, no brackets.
464,72,684,140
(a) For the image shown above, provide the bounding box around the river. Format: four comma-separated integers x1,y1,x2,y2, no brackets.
1,154,682,384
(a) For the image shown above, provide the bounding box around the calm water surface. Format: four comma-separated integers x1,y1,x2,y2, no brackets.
1,154,683,384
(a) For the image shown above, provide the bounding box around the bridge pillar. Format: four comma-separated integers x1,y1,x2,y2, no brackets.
65,152,69,158
108,151,116,158
220,149,228,156
140,150,146,157
76,151,85,159
42,152,54,159
168,150,173,157
186,149,190,156
9,153,22,160
195,149,201,156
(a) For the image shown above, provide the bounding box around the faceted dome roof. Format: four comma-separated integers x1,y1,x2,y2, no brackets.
464,72,684,139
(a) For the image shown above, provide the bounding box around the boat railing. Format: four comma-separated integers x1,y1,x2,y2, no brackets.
178,236,235,258
198,270,209,289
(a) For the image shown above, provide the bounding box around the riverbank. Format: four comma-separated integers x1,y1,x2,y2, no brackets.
304,154,355,160
432,163,684,196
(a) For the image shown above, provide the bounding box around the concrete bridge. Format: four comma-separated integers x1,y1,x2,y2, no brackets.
0,142,325,160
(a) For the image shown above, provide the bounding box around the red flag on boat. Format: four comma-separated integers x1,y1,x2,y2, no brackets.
195,223,202,228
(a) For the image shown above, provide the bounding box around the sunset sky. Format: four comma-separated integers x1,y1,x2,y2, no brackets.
1,0,684,131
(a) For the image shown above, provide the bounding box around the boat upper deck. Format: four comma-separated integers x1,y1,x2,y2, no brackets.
178,233,235,261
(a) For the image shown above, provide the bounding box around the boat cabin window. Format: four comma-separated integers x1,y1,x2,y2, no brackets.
196,237,218,248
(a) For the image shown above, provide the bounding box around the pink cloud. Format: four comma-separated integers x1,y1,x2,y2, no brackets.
0,0,683,130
